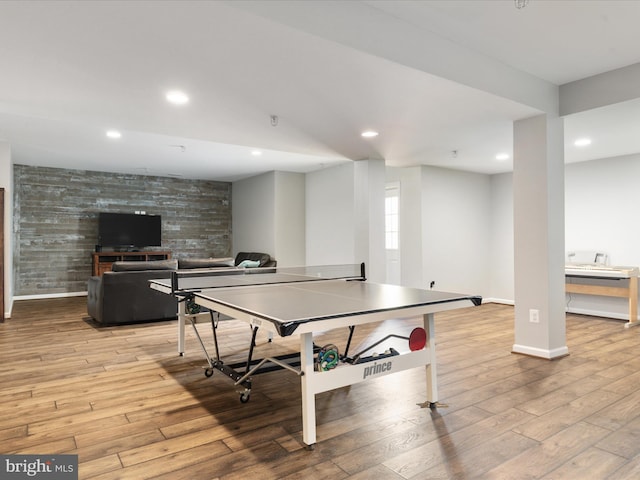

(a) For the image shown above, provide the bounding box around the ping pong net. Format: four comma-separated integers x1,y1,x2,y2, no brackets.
170,262,366,295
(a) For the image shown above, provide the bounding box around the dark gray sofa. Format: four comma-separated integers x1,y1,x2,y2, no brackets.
87,253,275,326
87,259,179,325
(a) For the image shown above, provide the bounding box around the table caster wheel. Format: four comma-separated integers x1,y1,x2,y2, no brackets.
204,368,214,377
239,391,250,403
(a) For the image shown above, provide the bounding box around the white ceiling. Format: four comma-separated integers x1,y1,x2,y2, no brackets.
1,0,640,182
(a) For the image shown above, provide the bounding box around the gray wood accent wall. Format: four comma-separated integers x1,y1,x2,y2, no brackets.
13,165,232,296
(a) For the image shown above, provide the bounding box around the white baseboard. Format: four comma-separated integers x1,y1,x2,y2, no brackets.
479,300,632,322
565,306,634,322
3,300,13,319
512,344,569,359
13,291,88,301
483,298,514,306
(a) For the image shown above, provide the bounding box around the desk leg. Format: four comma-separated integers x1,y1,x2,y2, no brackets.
300,332,316,448
625,276,639,328
178,301,186,355
424,312,438,404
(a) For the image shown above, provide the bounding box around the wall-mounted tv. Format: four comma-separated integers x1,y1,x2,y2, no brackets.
98,212,162,249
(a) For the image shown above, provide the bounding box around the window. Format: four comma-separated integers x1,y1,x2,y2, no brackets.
385,194,399,250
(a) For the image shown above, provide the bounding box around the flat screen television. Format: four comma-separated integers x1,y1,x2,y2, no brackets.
98,212,162,249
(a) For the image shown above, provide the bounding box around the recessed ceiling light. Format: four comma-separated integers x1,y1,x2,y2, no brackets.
361,130,379,138
106,130,121,139
251,150,262,156
495,153,509,161
574,137,592,147
166,90,189,105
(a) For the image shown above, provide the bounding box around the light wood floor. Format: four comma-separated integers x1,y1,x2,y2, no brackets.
2,298,640,479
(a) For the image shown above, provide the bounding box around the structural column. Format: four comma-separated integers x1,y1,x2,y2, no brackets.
512,114,568,359
353,159,385,283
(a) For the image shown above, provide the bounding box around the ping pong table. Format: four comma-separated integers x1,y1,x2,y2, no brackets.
150,263,481,448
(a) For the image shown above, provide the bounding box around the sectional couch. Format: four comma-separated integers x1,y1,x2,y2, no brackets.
86,252,275,325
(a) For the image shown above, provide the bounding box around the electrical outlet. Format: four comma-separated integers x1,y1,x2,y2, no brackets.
529,309,540,323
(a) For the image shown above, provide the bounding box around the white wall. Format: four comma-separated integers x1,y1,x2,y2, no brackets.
489,173,514,303
0,142,12,317
232,171,305,266
564,153,640,319
421,166,492,296
306,161,386,280
565,154,640,265
386,165,491,297
233,153,640,323
387,166,423,287
490,153,640,320
353,160,386,282
232,171,276,257
306,163,356,265
274,172,305,266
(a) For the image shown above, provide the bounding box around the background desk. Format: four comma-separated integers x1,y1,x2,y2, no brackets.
565,265,639,327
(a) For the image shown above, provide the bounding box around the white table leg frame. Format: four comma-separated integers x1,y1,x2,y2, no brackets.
300,332,317,449
299,313,438,448
178,300,186,356
424,312,438,407
177,303,211,356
